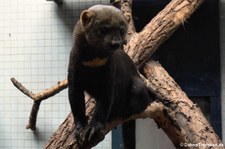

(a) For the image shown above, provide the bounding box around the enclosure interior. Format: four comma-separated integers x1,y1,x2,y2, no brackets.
0,0,112,149
0,0,223,149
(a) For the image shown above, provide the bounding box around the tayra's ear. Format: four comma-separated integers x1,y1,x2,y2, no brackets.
80,10,95,28
111,0,121,9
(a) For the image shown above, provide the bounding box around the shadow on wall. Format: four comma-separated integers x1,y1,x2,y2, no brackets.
33,128,48,140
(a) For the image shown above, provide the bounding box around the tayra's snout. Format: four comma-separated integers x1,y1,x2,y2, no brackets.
110,40,121,50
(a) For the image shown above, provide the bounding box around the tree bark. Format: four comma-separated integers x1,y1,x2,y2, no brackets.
125,0,204,68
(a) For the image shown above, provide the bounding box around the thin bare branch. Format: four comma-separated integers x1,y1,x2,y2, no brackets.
10,78,68,130
11,78,35,99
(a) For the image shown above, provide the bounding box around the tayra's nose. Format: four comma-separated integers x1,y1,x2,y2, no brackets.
110,41,120,49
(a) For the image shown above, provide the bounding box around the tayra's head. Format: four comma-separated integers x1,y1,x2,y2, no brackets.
80,5,128,51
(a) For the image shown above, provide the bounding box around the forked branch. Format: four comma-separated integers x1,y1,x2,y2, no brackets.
11,78,67,130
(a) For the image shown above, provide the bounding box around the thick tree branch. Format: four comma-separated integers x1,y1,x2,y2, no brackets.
125,0,204,69
142,61,223,148
120,0,136,40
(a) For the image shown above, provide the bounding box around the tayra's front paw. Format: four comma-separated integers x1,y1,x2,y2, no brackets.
74,121,87,146
75,122,105,147
84,122,105,142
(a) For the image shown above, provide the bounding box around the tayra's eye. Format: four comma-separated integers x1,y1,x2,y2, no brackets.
99,27,108,35
120,28,125,36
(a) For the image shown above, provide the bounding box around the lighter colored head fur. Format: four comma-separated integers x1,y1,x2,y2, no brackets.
79,5,128,50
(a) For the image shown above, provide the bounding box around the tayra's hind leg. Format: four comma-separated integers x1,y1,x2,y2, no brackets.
129,77,151,115
121,77,151,149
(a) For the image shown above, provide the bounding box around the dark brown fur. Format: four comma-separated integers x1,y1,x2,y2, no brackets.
68,5,151,147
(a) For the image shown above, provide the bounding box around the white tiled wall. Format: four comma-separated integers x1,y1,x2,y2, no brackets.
220,0,225,142
136,119,175,149
0,0,111,149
